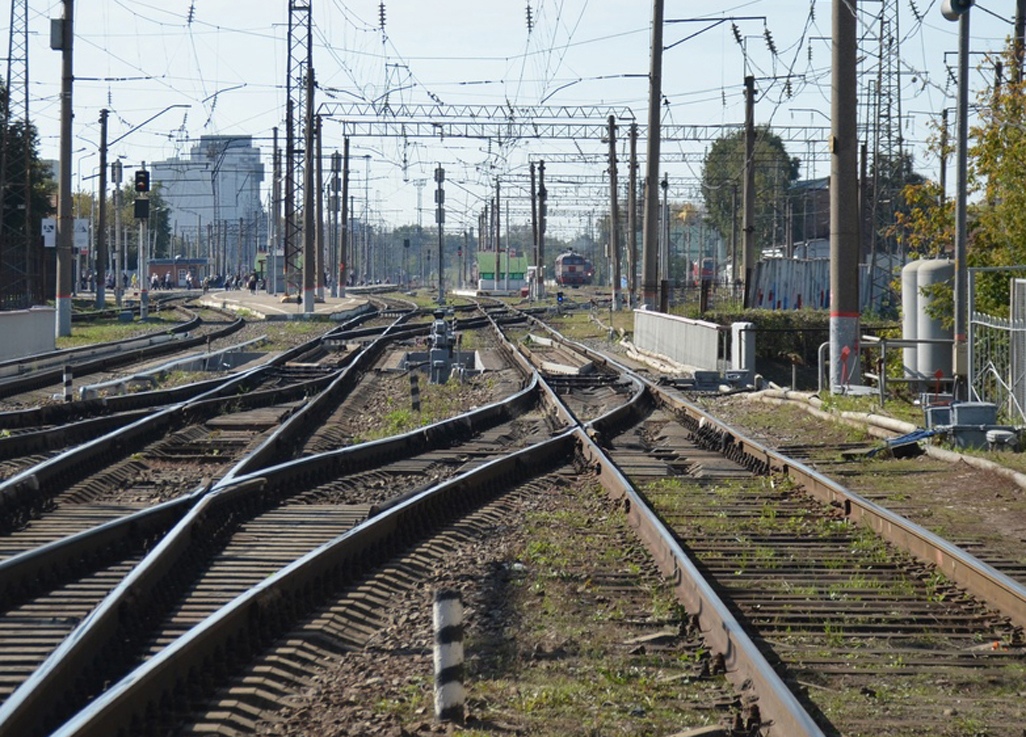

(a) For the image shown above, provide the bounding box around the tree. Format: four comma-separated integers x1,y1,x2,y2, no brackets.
0,82,57,307
964,44,1026,316
864,151,926,259
889,42,1026,319
701,126,799,251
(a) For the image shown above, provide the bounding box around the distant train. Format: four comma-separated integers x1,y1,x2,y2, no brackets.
693,257,716,284
554,250,594,286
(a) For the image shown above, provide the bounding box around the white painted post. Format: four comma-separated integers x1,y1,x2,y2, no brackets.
433,589,465,723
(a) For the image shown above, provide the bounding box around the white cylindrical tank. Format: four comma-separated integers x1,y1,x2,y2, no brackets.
916,259,954,382
901,260,924,380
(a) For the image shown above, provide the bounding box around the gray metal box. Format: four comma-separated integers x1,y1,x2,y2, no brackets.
925,405,951,428
951,402,998,426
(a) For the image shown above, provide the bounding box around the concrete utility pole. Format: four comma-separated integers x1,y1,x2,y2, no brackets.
271,127,280,294
494,180,501,292
112,161,123,306
641,0,664,309
742,75,756,308
330,148,340,297
96,109,108,308
939,109,948,203
530,161,538,300
54,0,74,337
660,175,669,312
607,115,621,309
302,66,316,312
339,137,349,296
538,161,547,298
942,0,973,398
315,115,324,300
435,165,445,303
830,0,861,390
628,123,639,308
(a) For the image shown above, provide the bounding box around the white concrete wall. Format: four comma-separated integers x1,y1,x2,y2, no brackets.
0,307,56,361
633,308,723,372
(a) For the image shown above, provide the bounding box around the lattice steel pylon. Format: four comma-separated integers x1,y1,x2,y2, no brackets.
1,0,33,308
859,0,905,313
284,1,311,298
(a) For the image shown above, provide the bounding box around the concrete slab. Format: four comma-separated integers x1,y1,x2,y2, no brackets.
196,290,370,321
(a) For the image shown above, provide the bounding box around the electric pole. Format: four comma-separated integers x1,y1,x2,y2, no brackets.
641,0,664,310
530,161,538,300
435,165,445,303
55,0,75,337
96,109,108,308
340,137,349,296
628,123,639,308
538,161,547,299
607,115,621,309
315,114,324,300
302,65,315,312
830,0,861,389
494,180,501,292
742,75,756,308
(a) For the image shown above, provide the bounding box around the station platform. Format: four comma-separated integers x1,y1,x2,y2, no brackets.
196,289,370,322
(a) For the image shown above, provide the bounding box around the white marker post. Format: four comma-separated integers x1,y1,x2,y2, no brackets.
433,589,465,723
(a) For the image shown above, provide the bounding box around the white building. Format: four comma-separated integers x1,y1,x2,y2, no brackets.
152,136,265,277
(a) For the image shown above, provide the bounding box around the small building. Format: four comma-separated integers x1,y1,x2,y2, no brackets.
147,257,210,288
477,252,530,293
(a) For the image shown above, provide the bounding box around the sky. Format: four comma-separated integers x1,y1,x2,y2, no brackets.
11,0,1020,238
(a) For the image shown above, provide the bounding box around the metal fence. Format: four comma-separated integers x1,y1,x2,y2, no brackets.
968,273,1026,424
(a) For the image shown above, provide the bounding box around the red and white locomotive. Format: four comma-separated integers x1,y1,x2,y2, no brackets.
554,250,594,286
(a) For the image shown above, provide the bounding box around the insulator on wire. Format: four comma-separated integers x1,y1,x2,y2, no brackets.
526,2,533,32
764,26,777,56
731,22,743,46
379,2,386,30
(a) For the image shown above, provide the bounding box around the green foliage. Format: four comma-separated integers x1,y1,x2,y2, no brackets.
701,126,800,248
703,307,830,364
965,46,1026,317
886,181,951,260
885,41,1026,320
0,106,56,245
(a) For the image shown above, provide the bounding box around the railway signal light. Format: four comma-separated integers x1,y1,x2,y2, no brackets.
134,198,149,219
134,169,150,192
556,291,564,304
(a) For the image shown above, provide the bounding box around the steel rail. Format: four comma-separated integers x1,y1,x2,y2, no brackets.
0,317,245,399
0,315,550,736
575,422,827,737
0,304,199,378
44,428,580,737
0,307,375,431
531,310,1026,644
501,309,826,737
0,311,381,532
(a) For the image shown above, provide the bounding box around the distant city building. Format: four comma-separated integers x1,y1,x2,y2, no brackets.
152,135,266,277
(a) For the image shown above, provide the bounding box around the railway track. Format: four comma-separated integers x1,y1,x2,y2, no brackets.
0,304,248,409
0,311,595,735
1,302,1025,736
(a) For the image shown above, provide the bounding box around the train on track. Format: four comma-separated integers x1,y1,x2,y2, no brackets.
554,249,594,287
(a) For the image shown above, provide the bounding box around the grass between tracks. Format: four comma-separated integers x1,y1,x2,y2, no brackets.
450,480,734,736
355,374,500,441
639,473,1026,736
55,314,182,348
